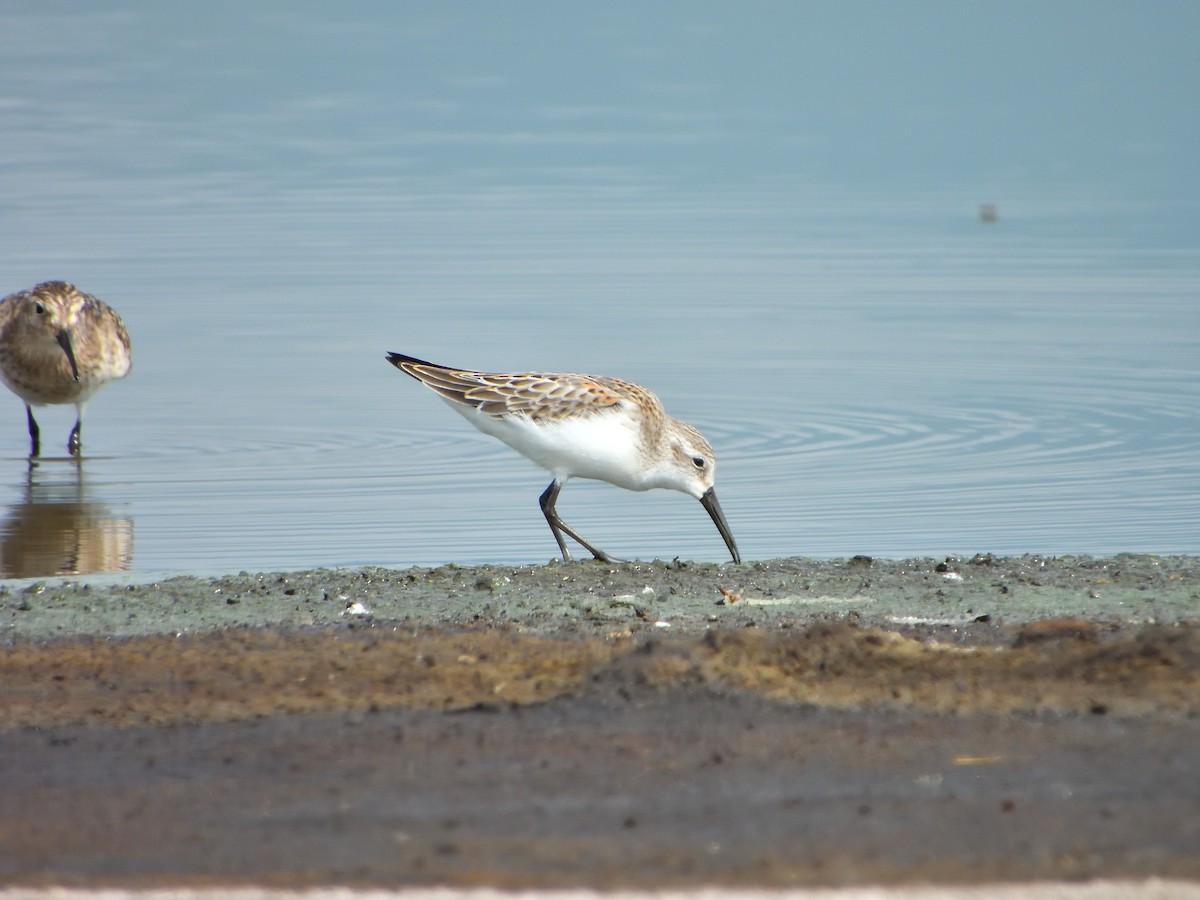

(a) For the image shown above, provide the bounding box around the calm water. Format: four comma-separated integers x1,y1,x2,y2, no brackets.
1,4,1197,577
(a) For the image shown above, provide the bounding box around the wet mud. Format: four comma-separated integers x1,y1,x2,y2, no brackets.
1,555,1199,889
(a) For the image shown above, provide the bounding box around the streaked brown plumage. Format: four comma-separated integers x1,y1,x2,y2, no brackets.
0,281,132,457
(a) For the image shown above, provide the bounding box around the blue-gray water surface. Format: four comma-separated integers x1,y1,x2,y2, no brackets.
0,3,1197,577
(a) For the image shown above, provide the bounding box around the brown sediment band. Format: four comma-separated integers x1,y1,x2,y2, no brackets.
4,619,1197,730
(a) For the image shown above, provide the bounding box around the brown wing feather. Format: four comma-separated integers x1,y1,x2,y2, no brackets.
386,352,639,421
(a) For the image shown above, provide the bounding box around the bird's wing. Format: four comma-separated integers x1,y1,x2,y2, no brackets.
387,353,633,421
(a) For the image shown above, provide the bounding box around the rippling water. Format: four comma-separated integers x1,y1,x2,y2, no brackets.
0,5,1197,576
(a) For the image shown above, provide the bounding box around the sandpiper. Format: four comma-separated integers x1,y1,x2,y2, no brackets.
386,352,740,564
0,281,132,457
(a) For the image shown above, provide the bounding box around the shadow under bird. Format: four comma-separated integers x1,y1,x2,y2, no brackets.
0,281,132,457
386,352,740,564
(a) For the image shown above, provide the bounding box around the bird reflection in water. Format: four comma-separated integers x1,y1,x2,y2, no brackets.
1,459,133,577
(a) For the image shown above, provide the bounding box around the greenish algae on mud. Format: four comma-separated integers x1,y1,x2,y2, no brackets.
3,553,1197,643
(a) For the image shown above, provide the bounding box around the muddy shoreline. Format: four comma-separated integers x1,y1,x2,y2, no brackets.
4,553,1197,644
2,555,1199,889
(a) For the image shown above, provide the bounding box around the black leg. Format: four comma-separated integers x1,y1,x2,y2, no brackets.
68,417,81,457
538,481,573,561
538,480,617,563
25,405,40,458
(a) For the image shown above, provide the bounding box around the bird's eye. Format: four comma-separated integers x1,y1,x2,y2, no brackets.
34,302,45,315
692,456,706,469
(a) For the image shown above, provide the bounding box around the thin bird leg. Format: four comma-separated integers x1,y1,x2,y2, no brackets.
68,416,81,456
25,405,40,458
538,480,617,563
538,481,574,561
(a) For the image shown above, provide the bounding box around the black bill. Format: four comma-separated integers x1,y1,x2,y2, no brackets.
699,486,740,564
56,329,80,381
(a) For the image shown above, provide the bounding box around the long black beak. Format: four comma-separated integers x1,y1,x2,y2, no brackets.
699,487,740,564
56,329,79,381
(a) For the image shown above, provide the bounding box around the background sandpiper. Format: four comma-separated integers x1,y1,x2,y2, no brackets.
0,281,132,457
